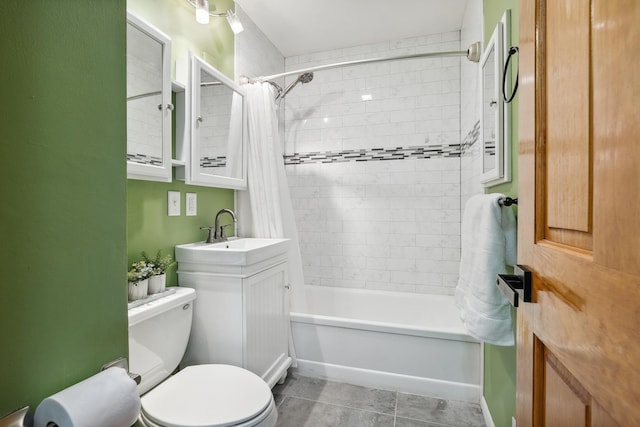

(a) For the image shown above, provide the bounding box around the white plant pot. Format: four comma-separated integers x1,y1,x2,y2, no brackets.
128,278,149,301
148,273,166,294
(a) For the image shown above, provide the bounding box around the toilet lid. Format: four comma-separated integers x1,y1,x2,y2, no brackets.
141,364,273,427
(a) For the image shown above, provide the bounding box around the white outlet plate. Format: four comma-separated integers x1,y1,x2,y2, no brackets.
168,191,180,216
186,192,197,216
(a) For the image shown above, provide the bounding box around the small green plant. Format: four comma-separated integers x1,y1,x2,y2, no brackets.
142,250,175,276
127,259,152,284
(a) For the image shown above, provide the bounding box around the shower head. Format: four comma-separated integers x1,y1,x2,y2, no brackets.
298,72,314,84
281,72,315,99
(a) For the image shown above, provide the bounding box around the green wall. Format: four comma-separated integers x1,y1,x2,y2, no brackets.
126,0,236,280
0,0,237,417
0,0,127,416
128,181,234,285
484,1,519,427
127,0,235,76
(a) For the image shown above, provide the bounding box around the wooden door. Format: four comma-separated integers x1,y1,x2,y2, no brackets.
517,1,640,426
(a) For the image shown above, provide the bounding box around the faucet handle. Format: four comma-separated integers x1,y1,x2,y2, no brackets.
200,226,216,243
219,223,235,240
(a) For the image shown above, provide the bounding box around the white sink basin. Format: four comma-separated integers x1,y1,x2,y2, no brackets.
175,238,289,267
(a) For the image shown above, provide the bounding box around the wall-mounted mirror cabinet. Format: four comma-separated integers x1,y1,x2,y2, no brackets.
126,12,173,182
480,10,512,187
176,53,247,190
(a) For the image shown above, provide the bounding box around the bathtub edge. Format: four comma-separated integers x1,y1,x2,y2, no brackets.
290,311,478,343
293,359,482,403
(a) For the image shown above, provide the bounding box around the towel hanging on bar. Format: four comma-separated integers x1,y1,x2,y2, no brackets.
455,193,517,346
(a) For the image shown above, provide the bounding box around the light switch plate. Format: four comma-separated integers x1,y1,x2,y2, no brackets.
186,192,197,216
168,191,180,216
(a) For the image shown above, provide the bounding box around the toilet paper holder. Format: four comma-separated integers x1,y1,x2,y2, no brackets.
0,406,29,427
0,358,141,427
101,357,141,385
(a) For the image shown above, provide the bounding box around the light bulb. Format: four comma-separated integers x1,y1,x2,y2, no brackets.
226,10,244,34
196,0,210,24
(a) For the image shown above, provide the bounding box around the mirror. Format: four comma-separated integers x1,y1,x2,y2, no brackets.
126,12,172,182
480,10,511,186
176,53,247,189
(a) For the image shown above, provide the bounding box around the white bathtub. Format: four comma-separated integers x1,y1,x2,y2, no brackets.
290,286,482,402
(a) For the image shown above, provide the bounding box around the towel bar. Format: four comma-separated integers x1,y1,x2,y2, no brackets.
498,197,518,206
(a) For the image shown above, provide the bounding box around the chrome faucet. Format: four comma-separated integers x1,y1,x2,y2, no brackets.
201,208,237,243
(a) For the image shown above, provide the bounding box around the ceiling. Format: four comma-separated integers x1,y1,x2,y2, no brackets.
235,0,470,57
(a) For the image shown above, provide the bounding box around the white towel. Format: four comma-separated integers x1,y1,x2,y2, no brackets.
455,193,517,346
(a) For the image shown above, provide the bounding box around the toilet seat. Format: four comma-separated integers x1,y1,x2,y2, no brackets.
140,364,277,427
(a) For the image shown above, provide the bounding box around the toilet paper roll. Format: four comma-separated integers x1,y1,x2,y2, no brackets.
34,367,141,427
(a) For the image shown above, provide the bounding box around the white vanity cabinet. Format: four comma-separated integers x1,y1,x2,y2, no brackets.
176,241,292,387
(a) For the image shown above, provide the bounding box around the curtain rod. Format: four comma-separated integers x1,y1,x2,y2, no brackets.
240,42,481,84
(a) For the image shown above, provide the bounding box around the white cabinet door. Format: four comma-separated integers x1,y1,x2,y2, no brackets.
126,12,173,182
179,258,292,386
243,262,289,385
175,52,248,189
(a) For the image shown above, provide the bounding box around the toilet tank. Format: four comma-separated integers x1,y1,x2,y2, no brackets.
128,287,196,395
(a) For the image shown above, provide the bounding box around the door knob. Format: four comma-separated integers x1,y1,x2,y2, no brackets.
497,264,532,307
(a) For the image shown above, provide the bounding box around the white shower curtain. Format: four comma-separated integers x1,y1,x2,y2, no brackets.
236,83,305,366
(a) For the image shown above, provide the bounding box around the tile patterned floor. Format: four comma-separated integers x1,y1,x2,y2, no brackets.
272,373,486,427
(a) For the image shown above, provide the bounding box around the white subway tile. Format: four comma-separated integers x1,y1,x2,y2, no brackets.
415,247,444,261
413,284,454,296
442,274,460,287
416,234,461,248
390,271,441,286
280,28,467,296
386,257,417,272
323,278,367,288
442,248,461,261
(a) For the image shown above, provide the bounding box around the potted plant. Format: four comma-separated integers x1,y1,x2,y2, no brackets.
127,259,152,301
143,250,175,294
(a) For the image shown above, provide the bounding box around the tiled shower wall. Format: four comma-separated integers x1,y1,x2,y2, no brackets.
284,33,462,295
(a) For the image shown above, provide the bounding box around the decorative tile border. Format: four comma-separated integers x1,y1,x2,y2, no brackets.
460,120,480,155
283,143,461,165
201,156,227,168
127,153,162,166
484,141,496,157
133,142,475,168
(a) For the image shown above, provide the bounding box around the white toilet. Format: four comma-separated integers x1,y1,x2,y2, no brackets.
128,287,278,427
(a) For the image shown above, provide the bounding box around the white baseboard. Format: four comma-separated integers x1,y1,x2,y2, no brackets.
293,359,482,403
480,395,496,427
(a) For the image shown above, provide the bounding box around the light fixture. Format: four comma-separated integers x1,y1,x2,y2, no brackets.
225,9,244,34
195,0,210,24
186,1,244,34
